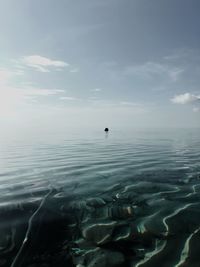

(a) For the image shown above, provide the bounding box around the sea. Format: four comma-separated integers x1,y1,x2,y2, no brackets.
0,128,200,267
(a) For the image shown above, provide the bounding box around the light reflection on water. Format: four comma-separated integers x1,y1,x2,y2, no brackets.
0,128,200,267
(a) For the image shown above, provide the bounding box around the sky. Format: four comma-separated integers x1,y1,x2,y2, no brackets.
0,0,200,131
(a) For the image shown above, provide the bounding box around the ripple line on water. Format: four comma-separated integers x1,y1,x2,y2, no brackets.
153,186,180,196
163,204,192,235
174,226,200,267
10,186,53,267
0,228,16,255
135,204,194,267
135,239,166,267
185,184,200,197
137,211,160,234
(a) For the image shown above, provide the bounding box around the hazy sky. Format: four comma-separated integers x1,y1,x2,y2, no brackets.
0,0,200,130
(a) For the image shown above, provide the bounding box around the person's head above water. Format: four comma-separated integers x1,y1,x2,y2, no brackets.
104,128,109,132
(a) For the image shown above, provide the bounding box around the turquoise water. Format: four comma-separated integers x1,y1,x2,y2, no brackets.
0,128,200,267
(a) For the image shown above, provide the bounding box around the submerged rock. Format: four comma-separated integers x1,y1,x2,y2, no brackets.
108,205,134,219
86,198,106,208
82,221,116,245
105,184,122,192
86,248,124,267
113,225,131,242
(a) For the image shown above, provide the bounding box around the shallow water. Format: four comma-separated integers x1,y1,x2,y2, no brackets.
0,128,200,267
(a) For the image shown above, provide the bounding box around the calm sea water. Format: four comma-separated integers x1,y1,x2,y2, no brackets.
0,128,200,267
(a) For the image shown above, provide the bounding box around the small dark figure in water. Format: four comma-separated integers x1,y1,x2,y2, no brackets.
104,127,109,132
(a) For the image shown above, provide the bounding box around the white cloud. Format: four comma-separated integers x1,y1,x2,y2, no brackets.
0,69,13,84
91,88,102,92
0,67,65,117
168,68,184,82
87,99,148,113
70,68,79,73
120,101,142,106
20,88,64,97
89,96,99,100
125,62,184,82
0,68,23,85
1,85,64,102
60,96,78,100
164,49,200,62
171,93,200,104
0,85,65,118
22,55,69,72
